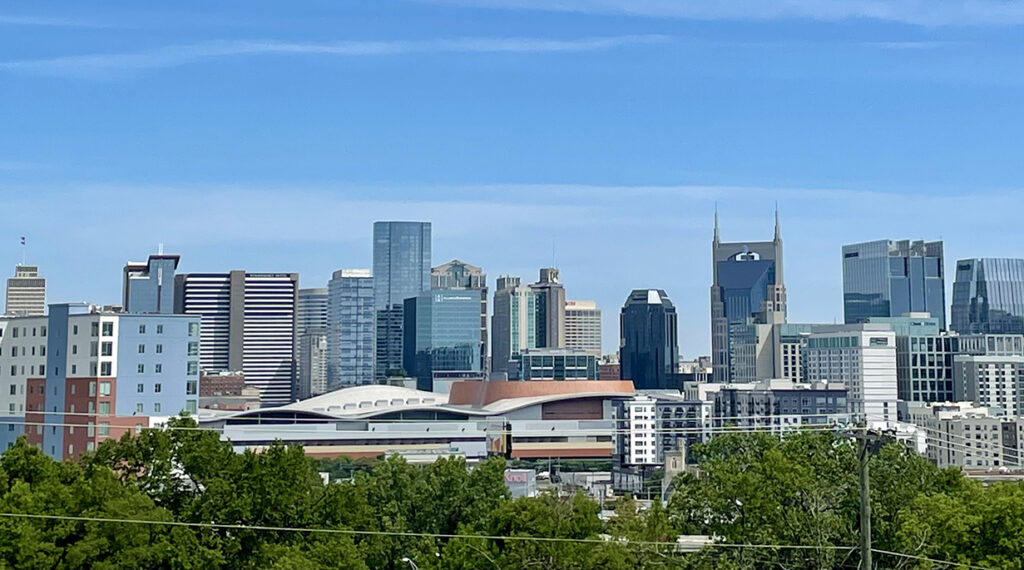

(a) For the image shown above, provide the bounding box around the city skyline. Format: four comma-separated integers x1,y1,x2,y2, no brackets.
3,196,1022,358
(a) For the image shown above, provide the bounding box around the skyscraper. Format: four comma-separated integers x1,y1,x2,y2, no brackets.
327,269,375,389
710,211,786,383
123,253,179,314
432,260,488,372
530,268,566,348
174,271,298,406
403,290,483,391
565,300,602,356
373,221,431,380
842,239,946,328
5,265,45,317
620,289,679,390
491,276,538,378
951,258,1024,335
295,288,328,399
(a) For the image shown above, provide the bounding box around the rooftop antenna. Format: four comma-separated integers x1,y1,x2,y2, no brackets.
713,202,720,244
19,236,26,266
158,243,164,255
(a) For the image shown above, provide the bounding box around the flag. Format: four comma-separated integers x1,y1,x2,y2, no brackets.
20,237,25,245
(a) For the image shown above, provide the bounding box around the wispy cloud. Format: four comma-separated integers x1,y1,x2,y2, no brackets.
419,0,1024,26
0,14,93,27
0,35,667,79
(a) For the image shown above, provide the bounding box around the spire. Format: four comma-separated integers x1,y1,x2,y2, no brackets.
713,203,720,244
774,202,781,242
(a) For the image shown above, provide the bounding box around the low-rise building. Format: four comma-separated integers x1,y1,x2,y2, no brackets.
906,401,1024,469
3,303,201,459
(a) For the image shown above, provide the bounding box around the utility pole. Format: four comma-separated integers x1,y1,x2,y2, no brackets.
857,424,872,570
851,422,893,570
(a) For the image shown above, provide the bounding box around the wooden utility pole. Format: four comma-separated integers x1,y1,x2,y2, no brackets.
858,426,872,570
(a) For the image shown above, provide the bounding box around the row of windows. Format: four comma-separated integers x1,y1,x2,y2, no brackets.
0,345,46,358
0,326,47,338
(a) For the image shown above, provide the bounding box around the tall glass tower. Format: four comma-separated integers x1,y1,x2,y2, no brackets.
620,289,679,390
372,221,431,380
951,258,1024,335
327,269,375,389
842,239,945,328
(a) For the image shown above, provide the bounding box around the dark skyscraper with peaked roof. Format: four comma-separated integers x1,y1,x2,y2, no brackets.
951,258,1024,335
710,210,786,383
842,239,946,328
620,289,679,390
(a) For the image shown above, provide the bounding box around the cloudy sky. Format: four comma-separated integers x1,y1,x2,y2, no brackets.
2,1,1022,355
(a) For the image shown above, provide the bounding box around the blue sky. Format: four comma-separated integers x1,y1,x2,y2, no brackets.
2,1,1023,355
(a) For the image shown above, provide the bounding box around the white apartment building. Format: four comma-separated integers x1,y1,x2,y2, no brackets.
805,324,898,427
5,265,45,317
907,402,1024,469
622,395,660,465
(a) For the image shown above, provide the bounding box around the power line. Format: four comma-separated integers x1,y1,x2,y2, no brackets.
872,548,999,570
0,512,854,552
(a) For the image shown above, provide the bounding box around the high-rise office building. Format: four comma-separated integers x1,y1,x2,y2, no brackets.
951,258,1024,335
805,324,897,427
565,300,602,356
295,288,328,399
327,269,375,389
5,265,45,317
174,271,298,406
1,304,200,459
842,239,946,328
867,315,955,403
432,260,488,372
710,211,786,383
123,253,179,314
373,221,431,380
491,276,538,378
530,268,566,348
620,289,679,390
403,290,483,391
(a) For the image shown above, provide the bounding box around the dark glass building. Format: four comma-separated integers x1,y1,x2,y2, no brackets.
620,289,679,390
373,221,431,381
842,239,946,328
403,290,483,391
951,258,1024,335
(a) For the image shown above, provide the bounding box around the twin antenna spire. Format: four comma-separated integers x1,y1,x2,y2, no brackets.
713,202,781,242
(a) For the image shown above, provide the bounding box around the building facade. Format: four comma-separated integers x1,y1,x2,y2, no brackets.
953,355,1024,417
432,260,488,372
710,212,786,383
530,268,566,349
565,300,602,356
514,348,598,381
620,289,679,390
373,221,431,381
951,258,1024,335
403,290,483,391
327,269,375,389
805,324,898,426
907,402,1024,469
174,271,298,406
491,276,538,378
123,253,179,314
295,288,328,399
3,304,200,459
842,239,946,328
5,265,45,317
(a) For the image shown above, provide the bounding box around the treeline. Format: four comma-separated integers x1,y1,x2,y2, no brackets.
0,418,1020,569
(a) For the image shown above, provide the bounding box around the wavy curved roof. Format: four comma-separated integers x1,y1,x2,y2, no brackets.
211,381,636,422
